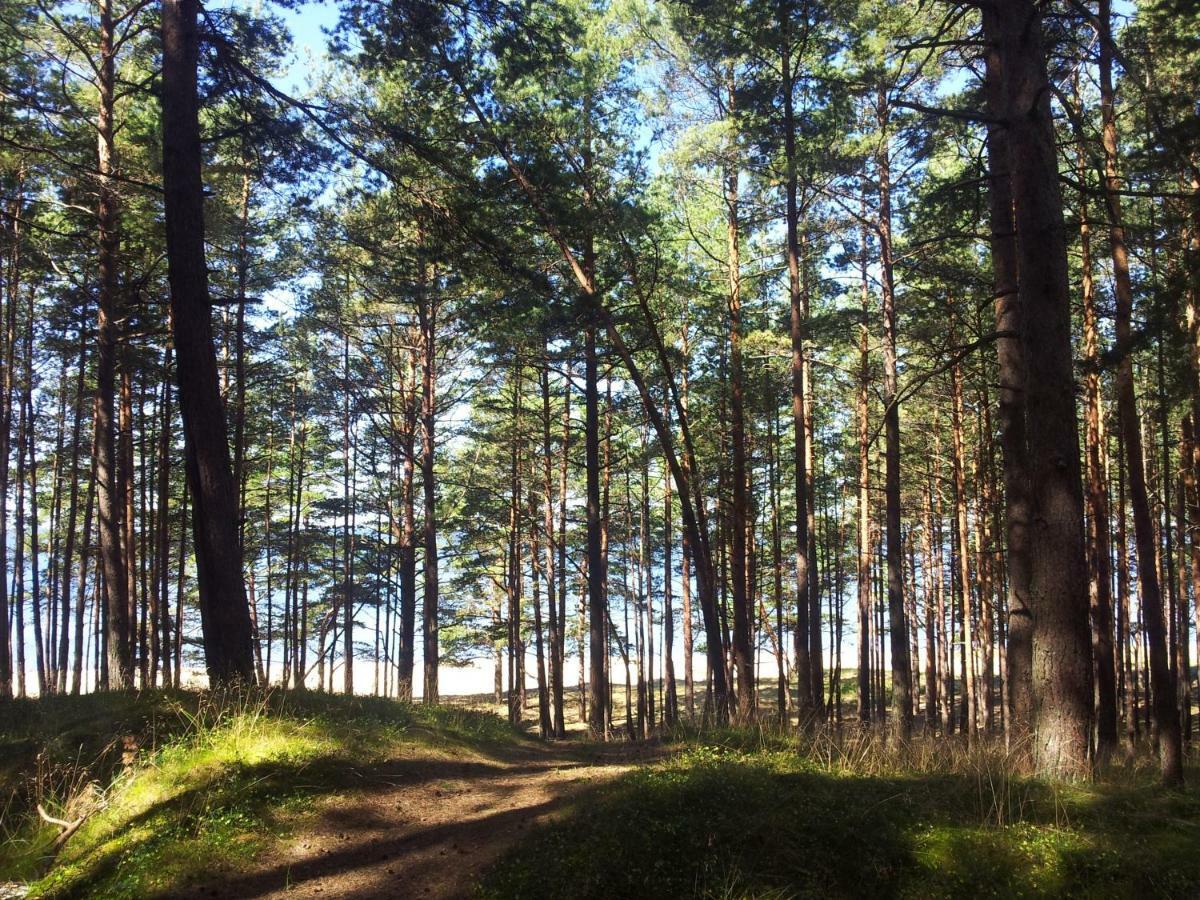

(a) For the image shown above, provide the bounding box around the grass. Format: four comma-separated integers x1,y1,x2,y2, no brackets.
0,689,523,898
5,688,1199,899
481,726,1200,900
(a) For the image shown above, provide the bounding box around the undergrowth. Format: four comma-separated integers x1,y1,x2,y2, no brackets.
0,689,520,898
483,725,1200,899
6,694,1198,899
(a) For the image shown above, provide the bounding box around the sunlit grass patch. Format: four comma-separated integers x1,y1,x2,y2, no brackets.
29,706,339,898
0,689,523,898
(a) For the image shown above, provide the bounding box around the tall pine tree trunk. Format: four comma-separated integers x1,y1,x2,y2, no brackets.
781,11,814,722
0,188,17,700
26,319,46,696
72,442,97,695
951,344,976,741
856,221,872,723
96,0,131,689
398,347,417,700
1097,0,1181,783
681,324,695,719
161,0,255,685
982,2,1034,742
56,320,88,692
14,389,27,697
724,72,754,722
922,480,939,729
417,260,438,704
876,93,912,738
995,0,1093,777
664,415,678,727
585,320,608,737
1077,131,1119,758
557,364,570,735
156,345,174,688
540,354,565,736
531,507,551,738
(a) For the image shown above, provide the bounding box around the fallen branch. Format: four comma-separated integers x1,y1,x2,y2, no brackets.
36,803,87,857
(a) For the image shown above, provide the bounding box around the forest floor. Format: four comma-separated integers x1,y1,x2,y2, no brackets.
482,728,1200,899
175,735,665,900
3,689,1200,898
0,690,665,899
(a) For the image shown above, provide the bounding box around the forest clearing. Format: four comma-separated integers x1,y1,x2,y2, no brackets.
2,0,1200,894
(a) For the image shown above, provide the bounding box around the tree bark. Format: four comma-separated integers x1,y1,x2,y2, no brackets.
1076,129,1118,759
933,435,952,729
1184,415,1200,741
120,358,137,684
540,353,565,736
96,0,131,689
856,221,872,724
0,187,18,699
72,429,98,695
781,7,814,723
1097,0,1181,783
663,412,678,727
531,505,551,738
1116,446,1137,751
557,363,570,734
398,346,418,700
724,70,754,722
56,320,88,691
585,319,608,737
681,324,695,719
417,255,439,704
233,168,251,558
342,326,355,695
995,0,1093,777
922,480,939,729
951,344,976,741
770,407,788,723
24,343,46,695
161,0,255,685
14,388,27,697
982,0,1035,746
507,365,523,724
875,97,912,737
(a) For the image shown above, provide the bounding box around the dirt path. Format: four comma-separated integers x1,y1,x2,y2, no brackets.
179,739,661,900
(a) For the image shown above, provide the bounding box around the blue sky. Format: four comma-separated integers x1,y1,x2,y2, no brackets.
277,1,339,92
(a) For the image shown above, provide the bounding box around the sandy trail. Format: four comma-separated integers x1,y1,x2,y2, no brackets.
177,739,659,900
